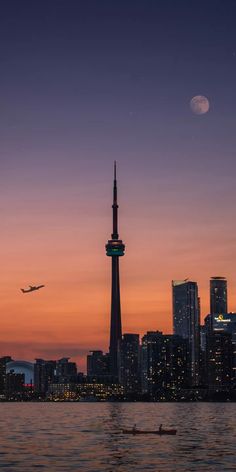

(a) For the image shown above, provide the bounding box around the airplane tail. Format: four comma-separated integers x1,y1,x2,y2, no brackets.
20,289,25,293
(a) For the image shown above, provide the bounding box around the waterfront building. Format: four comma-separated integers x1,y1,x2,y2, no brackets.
141,331,162,396
141,331,188,400
34,358,77,397
206,332,232,391
172,280,200,386
34,359,56,396
106,162,125,379
87,351,110,382
47,382,77,401
0,356,12,398
77,382,124,401
210,312,236,383
210,276,227,315
118,333,140,396
55,358,77,383
5,371,25,400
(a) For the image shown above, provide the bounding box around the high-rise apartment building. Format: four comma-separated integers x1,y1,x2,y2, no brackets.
172,280,200,386
208,312,236,382
141,331,188,399
210,277,227,315
118,334,140,396
206,332,232,391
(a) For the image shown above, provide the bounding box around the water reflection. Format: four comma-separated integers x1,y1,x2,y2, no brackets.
0,403,235,471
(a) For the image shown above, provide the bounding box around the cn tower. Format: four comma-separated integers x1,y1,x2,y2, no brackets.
106,162,125,379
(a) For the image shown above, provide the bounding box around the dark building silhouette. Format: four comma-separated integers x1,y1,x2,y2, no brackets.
87,350,110,382
6,371,24,399
34,359,56,396
0,356,12,397
172,280,200,386
118,334,140,396
200,325,207,352
141,331,188,400
208,312,236,385
55,358,77,383
34,358,77,396
106,162,125,379
204,313,212,335
210,276,227,315
206,332,232,391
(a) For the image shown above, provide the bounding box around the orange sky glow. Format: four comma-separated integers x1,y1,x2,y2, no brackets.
2,169,236,372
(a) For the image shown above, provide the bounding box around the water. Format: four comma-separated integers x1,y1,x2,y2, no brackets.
0,403,235,471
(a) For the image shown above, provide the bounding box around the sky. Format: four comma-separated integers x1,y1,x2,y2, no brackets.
1,0,236,371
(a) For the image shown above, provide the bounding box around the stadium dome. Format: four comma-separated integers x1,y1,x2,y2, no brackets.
6,360,34,385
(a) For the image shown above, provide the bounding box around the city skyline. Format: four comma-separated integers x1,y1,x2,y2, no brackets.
1,1,236,371
2,155,234,371
1,158,236,371
2,158,236,371
1,161,236,400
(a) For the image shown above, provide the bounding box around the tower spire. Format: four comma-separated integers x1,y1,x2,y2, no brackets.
112,160,118,240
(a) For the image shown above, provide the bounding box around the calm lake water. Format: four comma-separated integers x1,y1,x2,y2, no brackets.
0,403,235,471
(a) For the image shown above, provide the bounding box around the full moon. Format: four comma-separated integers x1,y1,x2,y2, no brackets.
190,95,210,115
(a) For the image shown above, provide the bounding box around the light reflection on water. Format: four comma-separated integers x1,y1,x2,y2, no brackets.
0,403,235,471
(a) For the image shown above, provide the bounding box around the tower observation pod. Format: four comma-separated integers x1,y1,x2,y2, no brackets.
106,162,125,379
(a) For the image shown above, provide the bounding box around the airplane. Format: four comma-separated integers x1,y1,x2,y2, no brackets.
20,285,45,293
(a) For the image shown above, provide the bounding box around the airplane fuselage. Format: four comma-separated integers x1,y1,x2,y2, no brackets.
21,285,45,293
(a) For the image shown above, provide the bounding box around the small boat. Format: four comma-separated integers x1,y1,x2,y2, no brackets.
122,428,177,435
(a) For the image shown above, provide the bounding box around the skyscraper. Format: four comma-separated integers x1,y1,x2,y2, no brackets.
106,162,125,378
206,332,232,391
118,334,140,396
208,312,236,382
210,276,227,315
172,280,200,386
141,331,187,400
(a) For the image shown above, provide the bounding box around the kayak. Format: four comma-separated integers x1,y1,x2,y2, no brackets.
122,429,177,435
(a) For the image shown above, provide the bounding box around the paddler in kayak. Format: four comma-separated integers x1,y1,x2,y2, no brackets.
132,424,137,433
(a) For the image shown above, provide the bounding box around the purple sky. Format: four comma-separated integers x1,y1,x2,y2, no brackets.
1,0,236,368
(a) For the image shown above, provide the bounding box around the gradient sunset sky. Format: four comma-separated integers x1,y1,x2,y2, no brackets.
1,0,236,371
